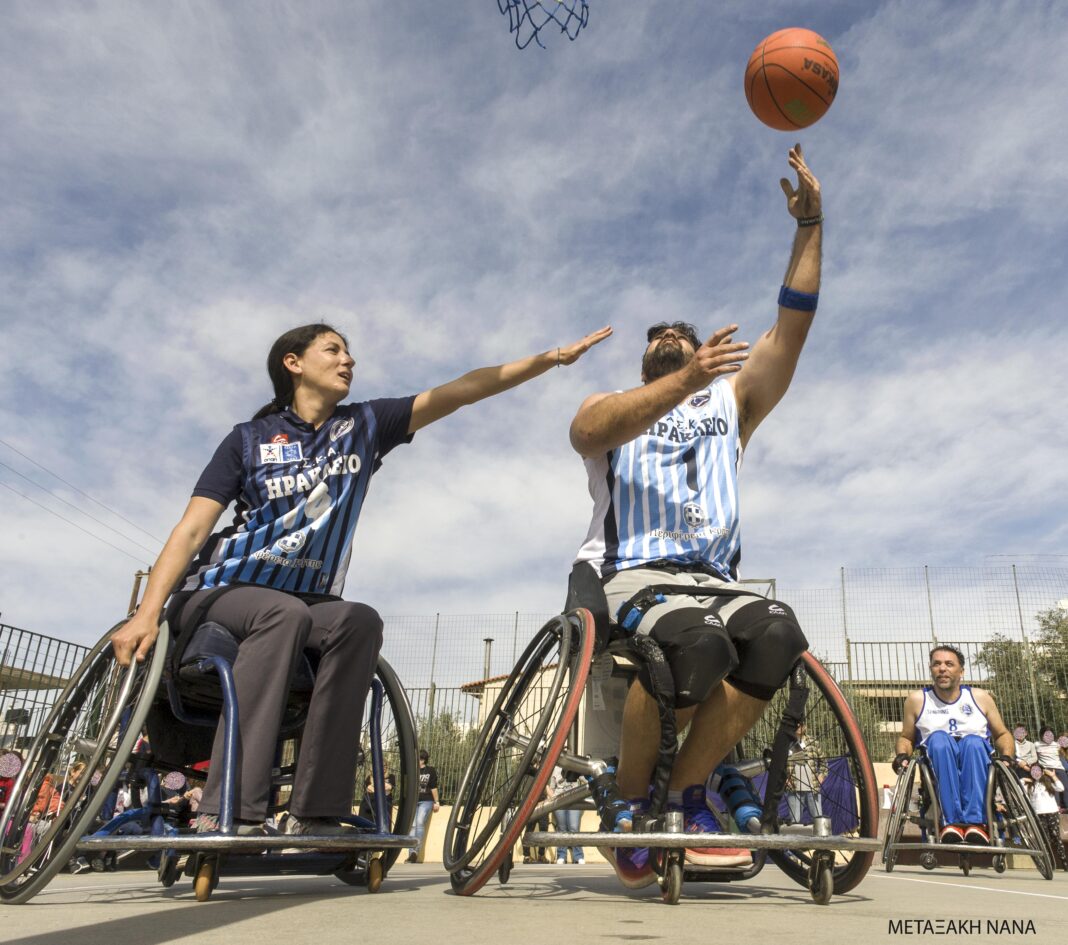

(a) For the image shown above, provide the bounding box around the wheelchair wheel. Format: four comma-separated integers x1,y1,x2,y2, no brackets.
920,852,938,871
443,610,594,896
960,854,971,877
991,760,1054,880
881,762,918,873
194,856,218,902
811,861,834,905
349,656,419,876
993,854,1006,874
0,621,167,905
743,652,878,896
158,850,181,888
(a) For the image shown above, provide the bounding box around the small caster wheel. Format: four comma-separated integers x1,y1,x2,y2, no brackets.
497,853,513,885
810,863,834,905
194,857,218,902
660,860,683,905
365,856,384,893
993,855,1006,874
158,851,180,888
960,855,971,877
920,852,938,871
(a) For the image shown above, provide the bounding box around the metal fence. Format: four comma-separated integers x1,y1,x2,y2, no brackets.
3,562,1067,802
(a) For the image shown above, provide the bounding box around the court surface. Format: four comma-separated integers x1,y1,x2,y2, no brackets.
1,863,1065,945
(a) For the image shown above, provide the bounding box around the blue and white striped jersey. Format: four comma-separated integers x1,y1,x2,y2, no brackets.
574,379,743,579
181,398,414,596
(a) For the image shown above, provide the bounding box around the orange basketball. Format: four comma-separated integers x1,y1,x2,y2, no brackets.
745,28,839,131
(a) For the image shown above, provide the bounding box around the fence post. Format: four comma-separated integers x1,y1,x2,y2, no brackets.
428,613,440,692
841,567,853,683
512,611,519,664
427,681,436,720
924,565,938,646
1011,565,1043,731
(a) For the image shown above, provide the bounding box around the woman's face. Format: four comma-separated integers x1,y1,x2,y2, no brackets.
288,332,354,402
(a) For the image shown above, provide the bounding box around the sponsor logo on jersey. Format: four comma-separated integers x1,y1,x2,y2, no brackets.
683,503,706,528
645,415,729,442
260,442,304,464
329,417,355,442
768,604,787,616
703,614,722,627
276,532,307,555
688,391,711,409
271,433,290,444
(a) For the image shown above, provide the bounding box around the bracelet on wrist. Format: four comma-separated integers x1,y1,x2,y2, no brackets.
556,347,561,367
778,284,819,312
797,213,824,227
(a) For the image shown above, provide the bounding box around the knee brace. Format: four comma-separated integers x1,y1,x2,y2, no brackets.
727,600,808,701
637,607,739,708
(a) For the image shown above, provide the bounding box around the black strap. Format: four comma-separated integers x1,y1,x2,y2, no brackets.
164,586,241,679
760,659,809,828
628,634,678,816
565,562,611,653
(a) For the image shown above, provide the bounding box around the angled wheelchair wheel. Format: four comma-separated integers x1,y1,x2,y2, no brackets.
443,610,594,896
350,656,419,876
881,762,918,873
0,621,167,904
992,759,1054,880
742,652,878,896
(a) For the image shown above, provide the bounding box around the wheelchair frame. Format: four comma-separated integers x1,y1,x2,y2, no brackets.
443,608,881,905
881,748,1055,879
0,619,419,904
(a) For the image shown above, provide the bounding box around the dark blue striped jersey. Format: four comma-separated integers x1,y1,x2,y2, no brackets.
574,379,743,579
182,398,415,596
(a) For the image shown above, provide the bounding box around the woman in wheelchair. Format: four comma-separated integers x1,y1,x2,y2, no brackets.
110,321,611,839
893,645,1014,846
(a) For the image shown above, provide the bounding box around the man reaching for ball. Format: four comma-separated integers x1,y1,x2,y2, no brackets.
567,144,823,887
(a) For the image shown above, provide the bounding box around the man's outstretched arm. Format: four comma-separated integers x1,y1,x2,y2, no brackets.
569,326,749,457
731,143,822,447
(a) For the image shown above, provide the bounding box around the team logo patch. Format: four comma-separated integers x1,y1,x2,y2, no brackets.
271,433,289,444
683,503,706,528
768,604,787,616
259,442,303,464
688,391,711,409
960,703,972,716
703,614,722,627
276,532,307,555
329,417,355,442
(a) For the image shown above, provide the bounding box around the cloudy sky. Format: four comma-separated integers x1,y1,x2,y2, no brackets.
2,1,1066,649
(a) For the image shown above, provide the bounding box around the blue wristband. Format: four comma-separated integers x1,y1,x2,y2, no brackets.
778,285,819,312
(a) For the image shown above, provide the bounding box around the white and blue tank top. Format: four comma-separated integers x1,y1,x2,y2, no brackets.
575,380,743,579
915,685,990,745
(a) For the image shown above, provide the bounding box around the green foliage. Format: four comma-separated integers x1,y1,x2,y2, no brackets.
974,609,1068,734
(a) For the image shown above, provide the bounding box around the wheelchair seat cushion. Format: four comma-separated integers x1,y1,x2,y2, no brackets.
177,621,316,692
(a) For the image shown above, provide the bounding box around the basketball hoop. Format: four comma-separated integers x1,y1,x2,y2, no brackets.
497,0,589,50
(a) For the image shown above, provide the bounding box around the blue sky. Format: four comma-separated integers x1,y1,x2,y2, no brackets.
1,1,1066,645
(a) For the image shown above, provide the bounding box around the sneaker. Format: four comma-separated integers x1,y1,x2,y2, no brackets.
600,798,656,889
70,858,91,875
195,813,268,836
574,855,585,865
680,785,753,868
708,765,762,834
282,814,351,853
964,824,989,846
556,856,567,865
939,824,966,844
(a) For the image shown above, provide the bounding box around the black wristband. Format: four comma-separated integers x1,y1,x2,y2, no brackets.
892,752,911,774
797,213,824,227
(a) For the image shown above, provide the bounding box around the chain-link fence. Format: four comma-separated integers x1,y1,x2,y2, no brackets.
4,561,1067,802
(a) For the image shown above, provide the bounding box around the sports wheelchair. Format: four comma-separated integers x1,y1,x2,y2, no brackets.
881,746,1055,879
442,595,880,905
0,616,418,904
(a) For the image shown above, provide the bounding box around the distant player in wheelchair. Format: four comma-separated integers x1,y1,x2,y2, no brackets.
882,644,1055,878
0,321,609,904
893,645,1013,847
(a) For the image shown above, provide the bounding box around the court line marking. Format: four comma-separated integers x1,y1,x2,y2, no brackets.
872,872,1068,901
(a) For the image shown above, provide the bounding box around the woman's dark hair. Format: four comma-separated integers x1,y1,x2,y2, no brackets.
251,323,348,420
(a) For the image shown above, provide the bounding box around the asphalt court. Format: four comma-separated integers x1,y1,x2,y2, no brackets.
1,864,1065,945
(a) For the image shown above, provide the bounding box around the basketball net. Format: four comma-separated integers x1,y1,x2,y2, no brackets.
498,0,589,50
